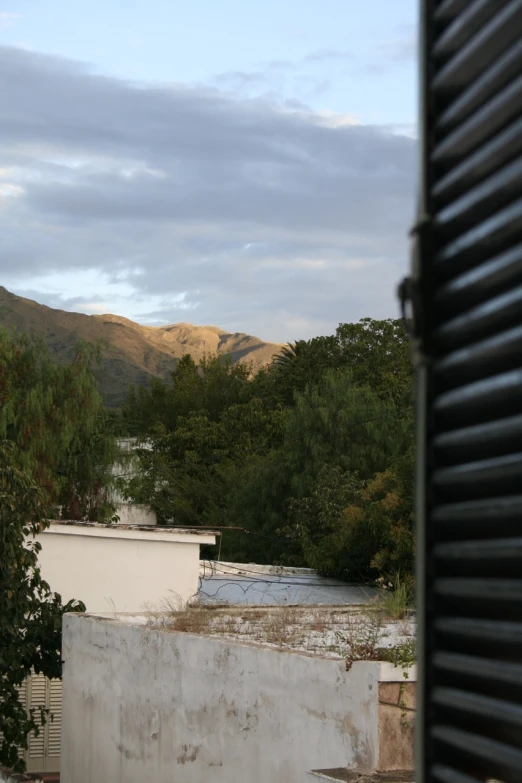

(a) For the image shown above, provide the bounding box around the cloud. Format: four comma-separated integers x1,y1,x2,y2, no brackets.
0,11,20,28
368,25,417,70
0,45,416,341
12,288,108,312
212,54,346,107
303,50,353,63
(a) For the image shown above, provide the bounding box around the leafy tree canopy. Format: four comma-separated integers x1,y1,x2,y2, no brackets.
120,318,414,576
0,328,118,770
0,329,118,520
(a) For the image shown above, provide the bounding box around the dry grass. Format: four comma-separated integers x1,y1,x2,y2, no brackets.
168,604,215,634
308,608,328,632
263,604,301,647
143,597,416,661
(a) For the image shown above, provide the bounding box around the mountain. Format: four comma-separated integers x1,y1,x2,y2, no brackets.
0,287,282,406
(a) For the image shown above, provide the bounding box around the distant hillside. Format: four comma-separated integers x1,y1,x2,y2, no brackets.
0,287,282,407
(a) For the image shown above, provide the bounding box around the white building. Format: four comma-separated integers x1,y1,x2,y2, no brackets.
37,521,216,613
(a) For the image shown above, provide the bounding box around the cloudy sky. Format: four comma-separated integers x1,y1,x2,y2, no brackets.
0,0,417,341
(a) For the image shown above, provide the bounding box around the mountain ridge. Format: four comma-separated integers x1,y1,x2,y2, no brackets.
0,287,282,406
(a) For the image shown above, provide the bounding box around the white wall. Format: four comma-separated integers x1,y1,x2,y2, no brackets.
113,503,157,526
61,615,382,783
111,438,157,525
36,523,216,613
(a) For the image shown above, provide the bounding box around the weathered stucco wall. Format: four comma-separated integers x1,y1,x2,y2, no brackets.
378,681,415,771
36,523,216,612
111,438,157,526
61,615,384,783
113,502,158,526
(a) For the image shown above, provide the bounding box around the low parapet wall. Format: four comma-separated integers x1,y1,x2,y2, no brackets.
61,613,415,783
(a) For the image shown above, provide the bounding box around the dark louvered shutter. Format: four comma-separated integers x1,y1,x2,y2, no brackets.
410,2,522,782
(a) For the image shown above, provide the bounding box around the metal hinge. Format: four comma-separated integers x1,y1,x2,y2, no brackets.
397,214,433,368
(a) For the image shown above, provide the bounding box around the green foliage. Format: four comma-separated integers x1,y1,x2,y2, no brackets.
122,354,253,436
378,638,416,669
377,572,415,620
0,329,118,520
122,318,415,577
0,441,85,771
263,369,413,577
0,329,117,769
335,318,412,403
268,335,343,405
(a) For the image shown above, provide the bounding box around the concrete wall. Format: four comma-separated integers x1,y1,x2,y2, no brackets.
61,615,415,783
111,438,157,525
113,503,157,526
377,663,416,772
36,523,216,613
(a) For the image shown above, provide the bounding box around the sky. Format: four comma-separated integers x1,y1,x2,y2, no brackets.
0,0,418,342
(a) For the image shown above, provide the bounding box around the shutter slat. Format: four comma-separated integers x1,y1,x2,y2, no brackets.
433,497,522,541
432,75,522,169
432,116,522,212
432,725,522,779
434,652,522,685
435,616,522,645
434,414,522,464
435,157,522,236
434,325,522,386
435,369,522,427
435,538,522,564
431,766,482,783
435,0,474,24
432,0,507,61
433,453,522,503
434,242,522,318
431,0,522,94
435,578,522,603
435,197,522,279
434,286,522,350
434,686,522,727
433,650,522,719
437,36,522,135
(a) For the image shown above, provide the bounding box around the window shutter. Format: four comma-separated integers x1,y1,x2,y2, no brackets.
47,680,62,760
27,675,47,764
23,673,62,774
413,1,522,781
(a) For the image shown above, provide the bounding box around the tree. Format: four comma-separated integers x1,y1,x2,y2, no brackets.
265,320,412,409
335,318,413,406
122,395,284,530
0,329,118,520
122,353,253,436
228,368,413,569
0,441,85,771
283,368,411,495
0,329,117,770
273,342,298,366
267,336,343,405
286,450,414,581
119,321,415,578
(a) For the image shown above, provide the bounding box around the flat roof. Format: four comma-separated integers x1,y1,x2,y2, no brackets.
198,560,376,605
43,520,218,545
